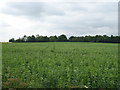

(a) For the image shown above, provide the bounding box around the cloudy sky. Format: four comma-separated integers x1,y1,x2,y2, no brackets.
0,0,118,42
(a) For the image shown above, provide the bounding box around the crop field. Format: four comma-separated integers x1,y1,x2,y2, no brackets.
2,42,118,88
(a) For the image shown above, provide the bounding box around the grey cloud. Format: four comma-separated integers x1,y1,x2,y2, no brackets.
47,14,117,31
47,12,117,36
2,2,44,17
1,2,65,18
95,2,117,13
0,22,10,27
61,2,88,12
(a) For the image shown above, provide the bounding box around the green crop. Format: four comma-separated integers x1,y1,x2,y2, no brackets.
2,42,118,88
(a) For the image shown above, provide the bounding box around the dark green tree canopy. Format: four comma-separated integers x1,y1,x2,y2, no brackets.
9,38,15,42
58,34,68,42
9,34,120,43
49,36,58,42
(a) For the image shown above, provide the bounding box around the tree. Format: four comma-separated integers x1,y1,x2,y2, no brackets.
49,36,58,42
23,35,27,42
58,34,68,42
36,36,44,42
27,35,36,42
9,34,120,43
69,36,75,42
43,36,49,42
15,37,24,42
9,38,15,42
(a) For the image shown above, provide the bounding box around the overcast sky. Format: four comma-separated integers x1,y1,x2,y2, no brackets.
0,0,118,42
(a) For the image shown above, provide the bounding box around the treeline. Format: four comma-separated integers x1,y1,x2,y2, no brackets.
9,34,120,43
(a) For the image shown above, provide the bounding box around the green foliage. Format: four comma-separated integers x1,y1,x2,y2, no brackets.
49,36,58,42
36,35,49,42
58,34,68,42
9,34,120,43
2,42,118,88
9,38,15,42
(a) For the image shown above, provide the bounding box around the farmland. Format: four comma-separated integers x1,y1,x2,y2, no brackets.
2,42,118,88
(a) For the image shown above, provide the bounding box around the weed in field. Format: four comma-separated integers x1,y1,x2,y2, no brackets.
3,78,28,88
